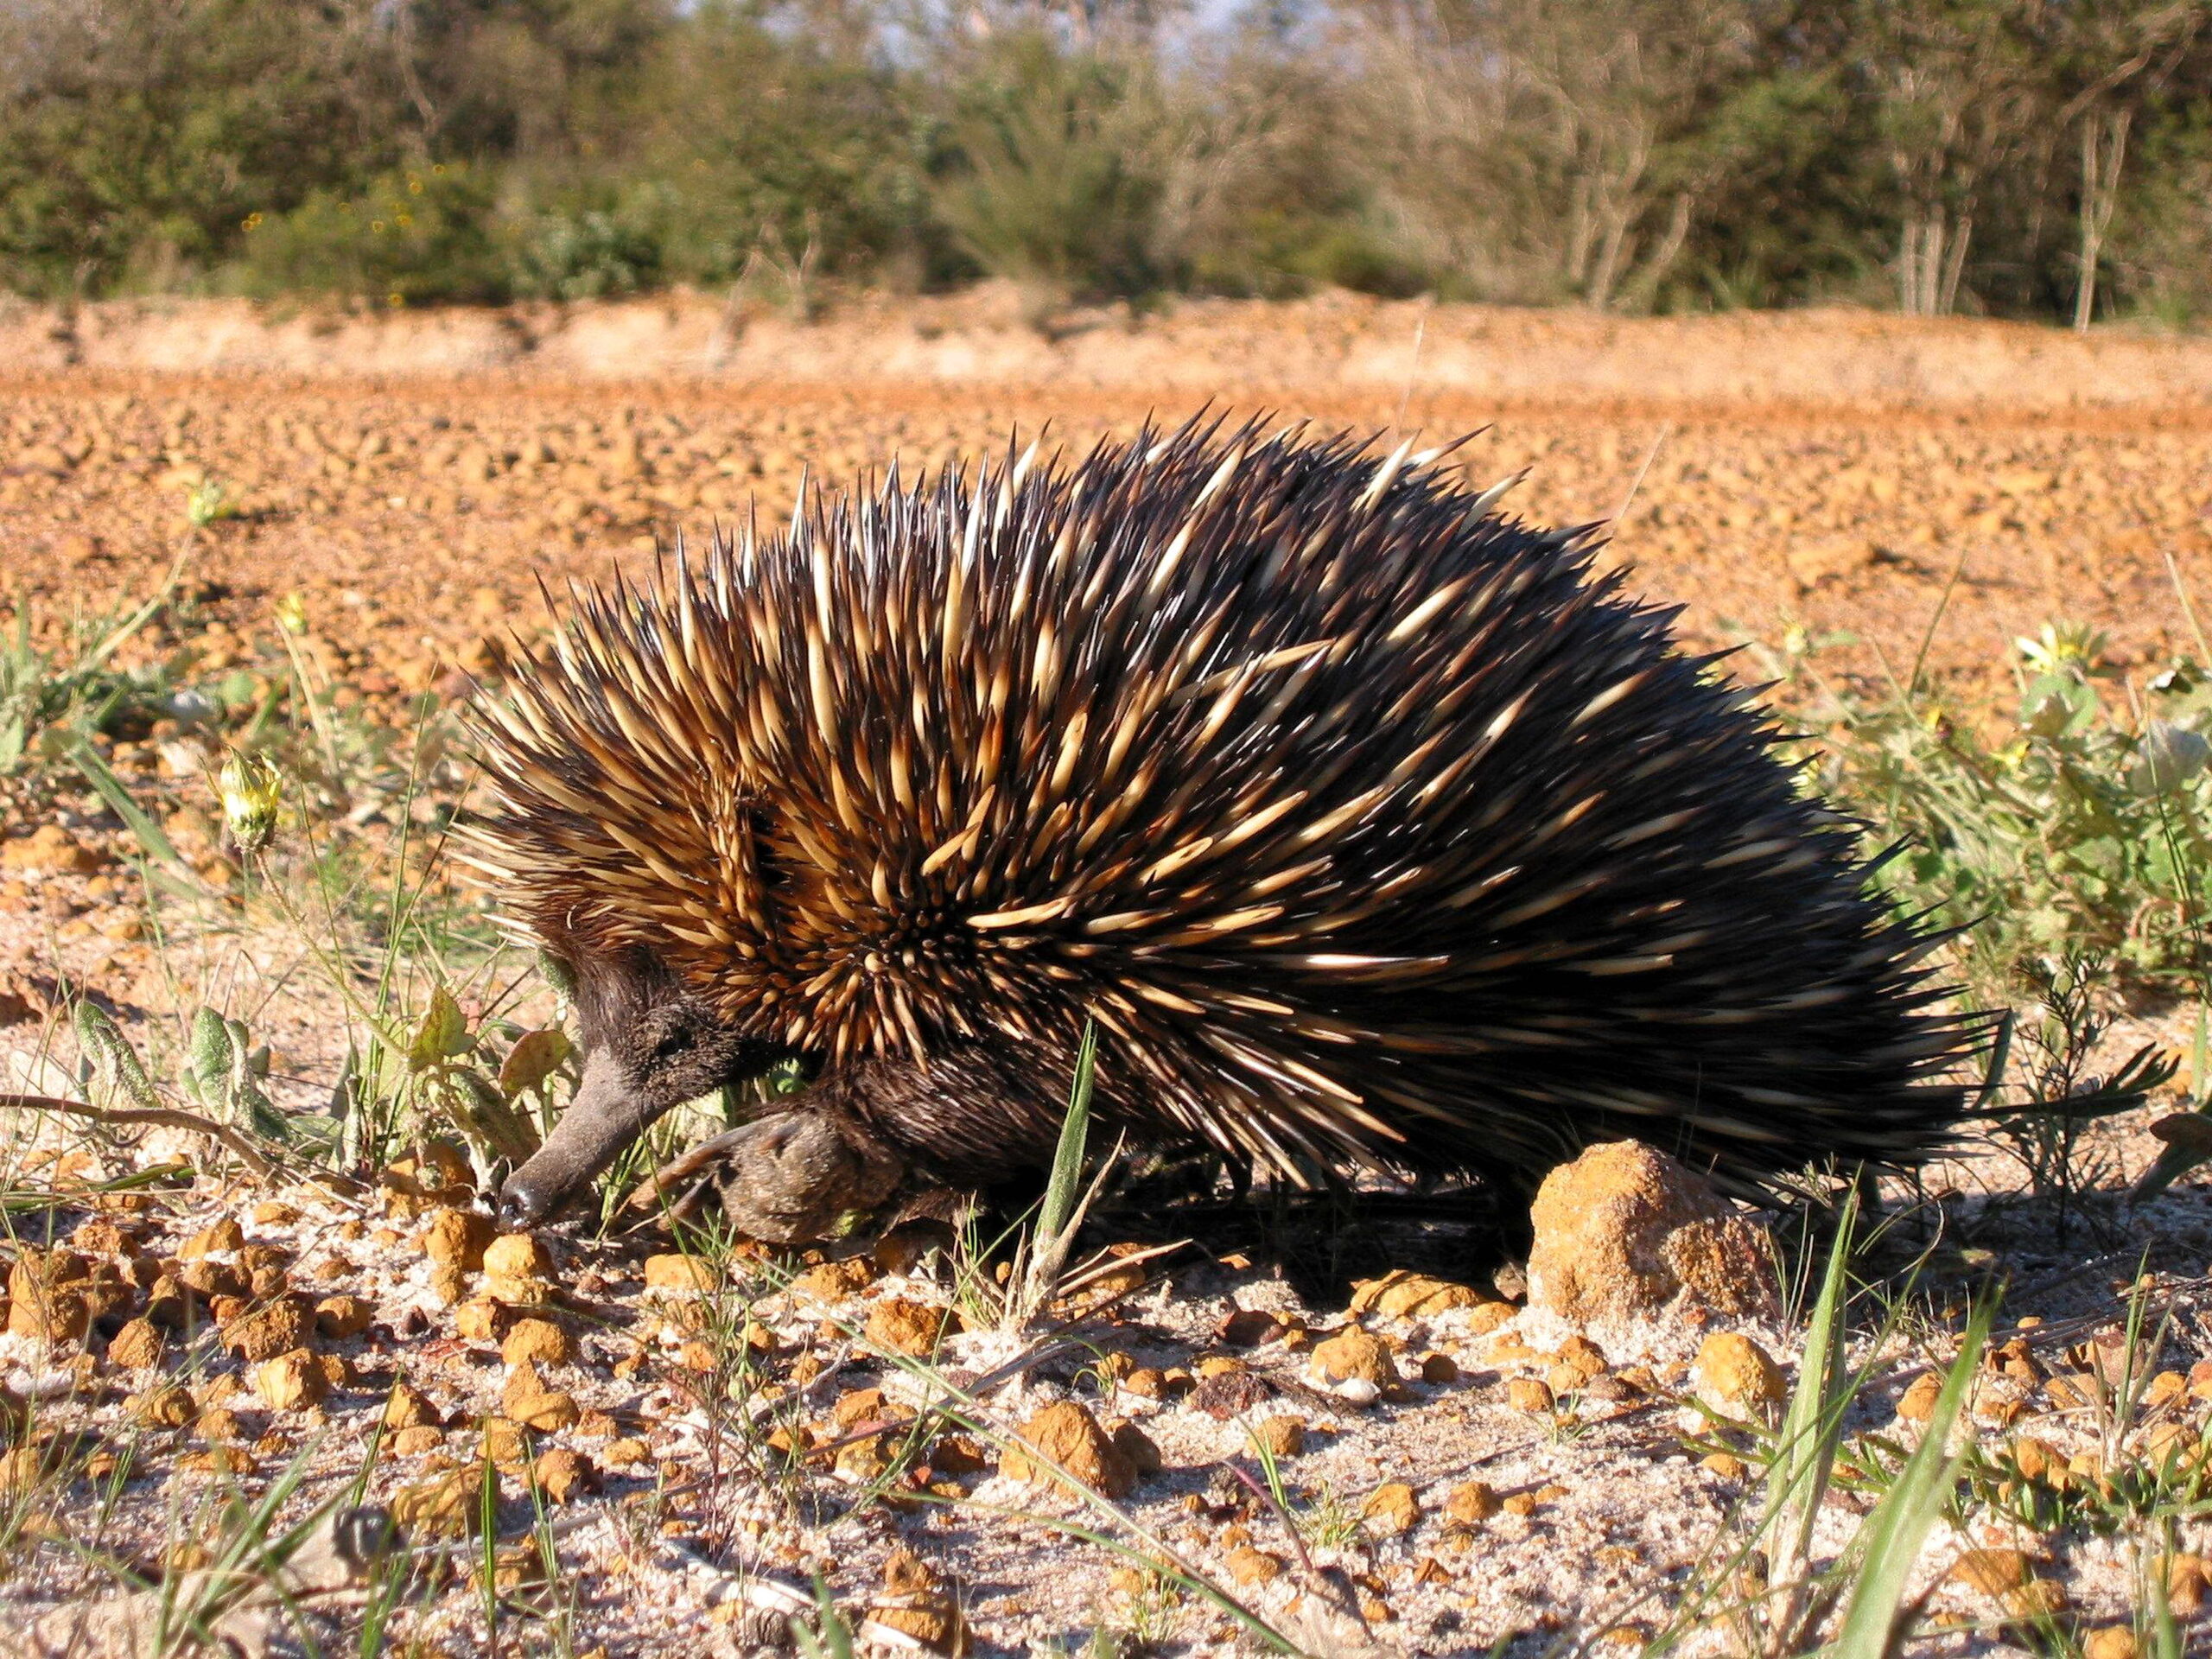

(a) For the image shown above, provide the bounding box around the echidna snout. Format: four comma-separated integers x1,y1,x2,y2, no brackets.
467,417,1980,1242
497,949,787,1227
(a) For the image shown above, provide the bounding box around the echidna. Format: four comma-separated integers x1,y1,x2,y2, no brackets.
467,417,1975,1238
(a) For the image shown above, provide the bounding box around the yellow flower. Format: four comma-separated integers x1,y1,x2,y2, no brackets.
2016,621,2109,675
272,592,308,635
217,751,283,854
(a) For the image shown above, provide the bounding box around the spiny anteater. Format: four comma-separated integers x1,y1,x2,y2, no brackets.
466,417,1976,1238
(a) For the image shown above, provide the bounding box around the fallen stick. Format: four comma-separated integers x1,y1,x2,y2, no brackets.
0,1093,277,1180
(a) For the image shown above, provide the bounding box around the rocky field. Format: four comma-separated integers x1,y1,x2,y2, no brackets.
2,299,2212,1658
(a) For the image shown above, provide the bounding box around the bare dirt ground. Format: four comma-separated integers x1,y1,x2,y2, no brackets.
8,289,2212,709
2,298,2212,1658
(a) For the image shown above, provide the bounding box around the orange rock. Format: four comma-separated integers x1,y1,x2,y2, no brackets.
132,1384,194,1427
314,1294,374,1338
1525,1141,1775,1330
7,1250,92,1344
107,1318,164,1370
222,1296,311,1363
1948,1548,2033,1596
1445,1480,1502,1523
1108,1419,1161,1477
533,1446,599,1503
1895,1372,1945,1422
1226,1546,1283,1586
180,1217,245,1260
866,1296,957,1357
1361,1480,1420,1535
796,1256,877,1300
1507,1376,1556,1414
2169,1554,2211,1616
1,825,101,874
1350,1269,1487,1319
643,1253,717,1293
1001,1401,1137,1497
1694,1332,1785,1420
454,1297,511,1343
512,1391,580,1433
1310,1325,1395,1389
423,1208,493,1271
390,1467,481,1540
384,1381,440,1432
255,1348,329,1411
499,1318,575,1368
871,1548,969,1654
482,1233,552,1281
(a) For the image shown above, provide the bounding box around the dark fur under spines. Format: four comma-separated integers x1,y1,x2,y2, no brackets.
463,416,1977,1215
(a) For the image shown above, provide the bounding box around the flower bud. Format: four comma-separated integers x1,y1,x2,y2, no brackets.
217,750,283,852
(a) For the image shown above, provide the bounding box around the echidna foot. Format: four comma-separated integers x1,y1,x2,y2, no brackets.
706,1110,907,1243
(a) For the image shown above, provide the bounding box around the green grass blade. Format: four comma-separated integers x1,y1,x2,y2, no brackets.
1038,1020,1098,1246
1827,1302,1991,1659
1766,1187,1858,1570
70,741,188,870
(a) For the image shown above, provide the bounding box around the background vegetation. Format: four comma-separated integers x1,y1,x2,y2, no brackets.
3,0,2212,323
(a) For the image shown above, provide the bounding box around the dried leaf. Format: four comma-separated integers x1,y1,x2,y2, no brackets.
499,1027,572,1098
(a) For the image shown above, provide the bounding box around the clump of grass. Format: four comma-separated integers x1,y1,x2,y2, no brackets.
1979,951,2176,1239
0,575,188,782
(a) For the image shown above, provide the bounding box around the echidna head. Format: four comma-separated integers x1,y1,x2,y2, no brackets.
496,945,790,1229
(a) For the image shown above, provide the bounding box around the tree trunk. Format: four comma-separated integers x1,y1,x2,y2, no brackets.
1619,191,1693,312
1937,204,1973,315
1566,175,1596,286
2075,109,2131,333
1586,210,1633,310
1898,207,1945,317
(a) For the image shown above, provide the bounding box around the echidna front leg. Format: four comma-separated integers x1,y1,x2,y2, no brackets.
704,1111,907,1243
696,1049,1077,1242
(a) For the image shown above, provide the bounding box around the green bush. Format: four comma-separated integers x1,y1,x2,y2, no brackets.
620,7,919,288
505,186,667,302
1790,622,2212,1000
0,0,381,296
231,166,511,307
9,0,2212,321
929,33,1180,308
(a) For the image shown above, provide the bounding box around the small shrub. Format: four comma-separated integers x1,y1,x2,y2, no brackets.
505,188,666,302
232,165,509,307
1791,622,2212,1001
